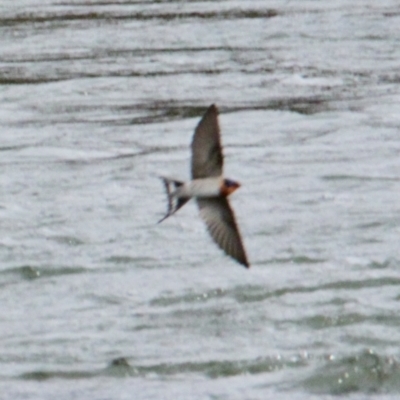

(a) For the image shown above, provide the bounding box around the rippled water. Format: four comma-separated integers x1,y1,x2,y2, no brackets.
1,0,400,399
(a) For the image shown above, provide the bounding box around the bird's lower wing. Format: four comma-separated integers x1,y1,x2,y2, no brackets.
196,197,249,268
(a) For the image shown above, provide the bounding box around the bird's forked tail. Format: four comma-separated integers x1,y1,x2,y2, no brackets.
158,177,190,223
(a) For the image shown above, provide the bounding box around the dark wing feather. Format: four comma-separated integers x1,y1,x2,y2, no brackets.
191,104,223,179
197,197,249,268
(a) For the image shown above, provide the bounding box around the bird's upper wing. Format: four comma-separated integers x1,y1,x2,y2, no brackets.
197,197,249,268
191,104,223,179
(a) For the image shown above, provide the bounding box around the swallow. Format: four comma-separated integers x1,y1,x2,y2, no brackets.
158,104,249,268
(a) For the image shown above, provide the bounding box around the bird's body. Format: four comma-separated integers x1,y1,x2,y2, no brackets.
174,177,222,198
159,104,249,268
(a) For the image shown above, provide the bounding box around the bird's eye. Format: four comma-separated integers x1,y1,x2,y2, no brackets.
224,179,234,187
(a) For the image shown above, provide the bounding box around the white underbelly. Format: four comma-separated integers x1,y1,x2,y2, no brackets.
178,177,222,198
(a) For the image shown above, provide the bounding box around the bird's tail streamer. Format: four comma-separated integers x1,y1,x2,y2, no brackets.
158,177,190,223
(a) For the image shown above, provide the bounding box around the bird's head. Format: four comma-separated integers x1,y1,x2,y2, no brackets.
220,178,241,197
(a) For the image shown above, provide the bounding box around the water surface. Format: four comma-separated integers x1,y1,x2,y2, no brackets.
1,0,400,398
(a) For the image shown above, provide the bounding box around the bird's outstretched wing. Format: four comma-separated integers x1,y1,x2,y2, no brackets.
191,104,223,179
197,197,249,268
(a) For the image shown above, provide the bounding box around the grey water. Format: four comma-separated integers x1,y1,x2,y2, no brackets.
1,0,400,398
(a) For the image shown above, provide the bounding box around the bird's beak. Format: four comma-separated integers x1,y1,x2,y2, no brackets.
231,182,240,193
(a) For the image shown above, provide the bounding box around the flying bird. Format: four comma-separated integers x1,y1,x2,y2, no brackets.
159,104,249,268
